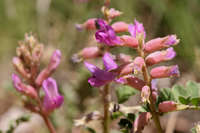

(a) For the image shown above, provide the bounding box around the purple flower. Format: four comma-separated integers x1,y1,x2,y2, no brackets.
48,50,61,71
165,35,179,46
42,77,64,112
95,19,121,46
128,19,146,39
84,52,118,87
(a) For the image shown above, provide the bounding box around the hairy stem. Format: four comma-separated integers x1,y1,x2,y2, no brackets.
138,41,163,133
103,84,110,133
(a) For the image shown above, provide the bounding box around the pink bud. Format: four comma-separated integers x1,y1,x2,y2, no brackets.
12,74,37,98
159,101,177,113
48,50,61,71
150,65,180,79
35,50,61,86
133,57,145,73
32,44,44,62
107,8,122,19
80,46,101,59
144,35,179,53
76,18,97,31
141,86,150,103
133,112,151,132
119,35,138,48
116,53,132,64
111,21,129,33
12,57,30,79
145,47,176,66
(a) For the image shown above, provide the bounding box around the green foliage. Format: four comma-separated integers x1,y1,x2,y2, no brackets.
116,85,138,104
6,115,30,133
191,127,197,133
158,81,200,106
86,127,96,133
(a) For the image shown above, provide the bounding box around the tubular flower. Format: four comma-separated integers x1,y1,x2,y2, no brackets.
128,19,146,39
116,53,132,64
111,21,129,33
42,77,64,112
85,52,118,87
144,35,180,53
119,35,138,48
36,50,61,86
106,8,122,19
158,101,177,113
150,65,180,79
75,18,97,31
95,19,121,46
145,47,176,66
12,74,37,98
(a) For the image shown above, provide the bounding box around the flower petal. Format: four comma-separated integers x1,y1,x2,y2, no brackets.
103,52,118,71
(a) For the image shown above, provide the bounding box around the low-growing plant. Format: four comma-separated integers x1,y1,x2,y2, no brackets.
9,0,200,133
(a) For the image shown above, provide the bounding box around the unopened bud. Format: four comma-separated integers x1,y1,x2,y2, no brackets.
12,74,37,98
80,46,101,59
144,35,179,53
111,21,128,33
121,76,145,91
107,8,122,19
146,47,176,66
158,101,177,113
76,18,97,31
119,35,138,48
12,57,30,79
150,65,180,79
32,44,44,62
117,62,134,76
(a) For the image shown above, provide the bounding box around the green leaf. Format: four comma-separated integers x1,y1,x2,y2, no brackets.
157,88,175,105
116,85,138,103
178,96,190,105
190,97,200,106
111,112,123,120
172,85,189,100
126,113,135,122
186,81,200,98
191,127,197,133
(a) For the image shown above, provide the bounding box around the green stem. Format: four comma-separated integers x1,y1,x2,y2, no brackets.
103,84,110,133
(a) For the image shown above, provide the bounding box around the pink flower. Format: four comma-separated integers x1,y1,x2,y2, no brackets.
116,53,132,64
42,77,64,112
107,8,122,19
144,35,179,53
119,35,138,48
75,18,97,31
145,47,176,66
128,19,146,39
150,65,180,78
35,50,61,86
80,46,101,59
111,22,129,33
12,74,37,98
159,101,177,113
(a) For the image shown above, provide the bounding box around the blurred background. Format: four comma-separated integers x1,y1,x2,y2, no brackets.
0,0,200,133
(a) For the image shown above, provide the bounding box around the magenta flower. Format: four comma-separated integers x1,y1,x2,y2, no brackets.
128,19,146,39
150,65,180,78
42,77,64,112
145,47,176,66
84,52,118,87
12,74,37,98
95,19,121,46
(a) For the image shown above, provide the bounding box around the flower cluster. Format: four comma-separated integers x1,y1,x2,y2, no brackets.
74,4,180,133
12,34,63,114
